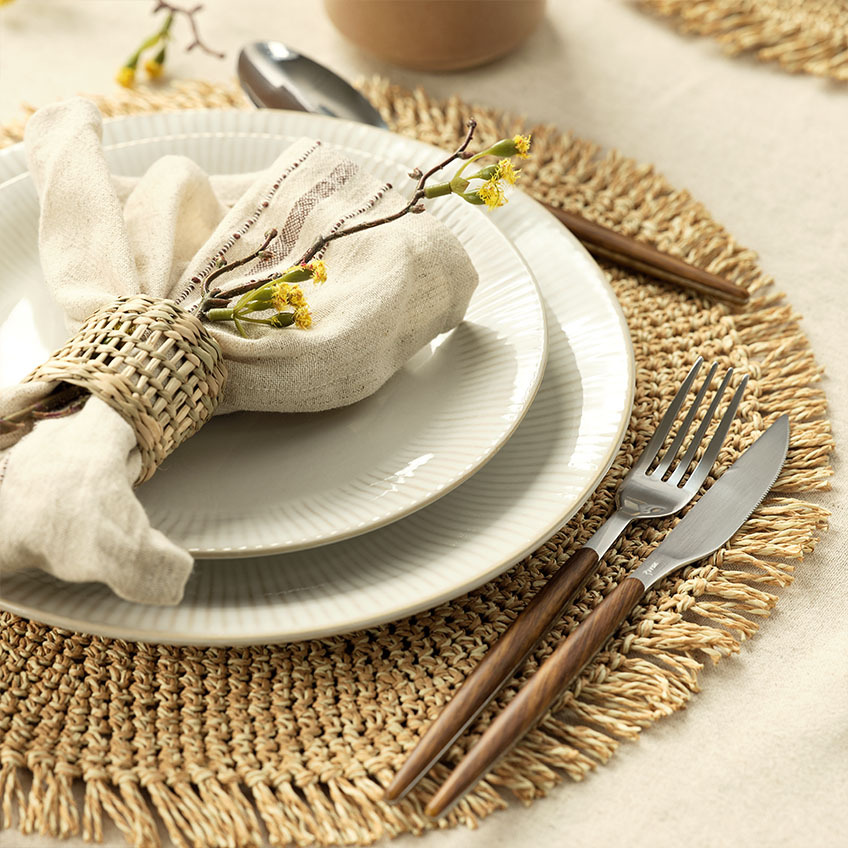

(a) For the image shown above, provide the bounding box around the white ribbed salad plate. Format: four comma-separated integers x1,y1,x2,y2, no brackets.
0,125,547,557
0,110,634,644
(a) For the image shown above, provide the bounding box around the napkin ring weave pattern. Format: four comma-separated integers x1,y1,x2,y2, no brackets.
26,295,227,484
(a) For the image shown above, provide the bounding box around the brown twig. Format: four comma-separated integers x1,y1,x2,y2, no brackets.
197,120,478,318
296,119,478,265
0,384,88,433
201,229,278,295
152,1,225,59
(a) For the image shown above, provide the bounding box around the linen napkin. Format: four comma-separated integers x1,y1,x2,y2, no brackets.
0,98,478,604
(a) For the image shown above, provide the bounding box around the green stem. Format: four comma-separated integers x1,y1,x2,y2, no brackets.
423,182,452,198
206,307,234,322
455,149,487,181
126,12,173,66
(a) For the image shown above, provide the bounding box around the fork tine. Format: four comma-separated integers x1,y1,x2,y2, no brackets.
680,374,749,491
652,361,718,477
631,357,703,473
666,367,734,486
687,375,748,490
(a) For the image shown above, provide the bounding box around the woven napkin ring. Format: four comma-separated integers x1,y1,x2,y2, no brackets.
25,295,228,484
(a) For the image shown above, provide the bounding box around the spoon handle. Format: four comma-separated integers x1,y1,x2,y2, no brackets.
543,204,749,304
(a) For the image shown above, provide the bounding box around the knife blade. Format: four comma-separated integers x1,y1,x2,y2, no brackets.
424,414,790,818
631,412,790,589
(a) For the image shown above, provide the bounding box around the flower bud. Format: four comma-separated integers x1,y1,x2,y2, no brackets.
486,134,532,158
116,65,136,88
269,312,295,328
240,299,273,314
460,191,486,206
467,165,498,181
144,54,165,79
279,266,313,282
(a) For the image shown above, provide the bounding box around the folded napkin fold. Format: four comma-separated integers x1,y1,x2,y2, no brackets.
0,98,478,605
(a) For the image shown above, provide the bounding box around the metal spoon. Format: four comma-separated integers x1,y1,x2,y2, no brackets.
236,41,748,305
237,41,387,128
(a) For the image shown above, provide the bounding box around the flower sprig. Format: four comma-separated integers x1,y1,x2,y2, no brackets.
205,262,326,337
424,134,531,209
198,120,532,333
117,1,223,88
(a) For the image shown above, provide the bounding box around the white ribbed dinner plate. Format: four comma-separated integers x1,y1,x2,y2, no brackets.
0,111,634,644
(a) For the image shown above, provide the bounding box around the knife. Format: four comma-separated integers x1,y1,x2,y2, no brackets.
424,413,790,818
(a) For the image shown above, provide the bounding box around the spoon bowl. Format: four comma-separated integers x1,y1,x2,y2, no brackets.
238,42,387,128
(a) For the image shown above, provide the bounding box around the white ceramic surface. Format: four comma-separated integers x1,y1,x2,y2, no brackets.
0,111,635,644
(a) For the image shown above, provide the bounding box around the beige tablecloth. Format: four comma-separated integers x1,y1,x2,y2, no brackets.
0,1,845,846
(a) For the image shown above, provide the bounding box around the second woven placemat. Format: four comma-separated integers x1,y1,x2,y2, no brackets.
636,0,848,82
0,80,833,848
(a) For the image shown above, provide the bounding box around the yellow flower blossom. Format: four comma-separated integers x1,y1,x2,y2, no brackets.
144,58,164,79
270,282,293,311
308,259,327,285
116,66,136,88
271,282,308,311
513,134,532,158
478,179,506,210
496,159,519,185
288,285,307,308
294,306,312,329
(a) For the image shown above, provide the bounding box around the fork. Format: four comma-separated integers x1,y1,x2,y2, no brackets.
383,356,747,805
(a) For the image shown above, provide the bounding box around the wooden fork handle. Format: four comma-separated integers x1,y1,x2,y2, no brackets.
383,546,601,803
425,576,645,819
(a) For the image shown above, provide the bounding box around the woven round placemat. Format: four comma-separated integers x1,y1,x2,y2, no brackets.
0,80,834,848
636,0,848,81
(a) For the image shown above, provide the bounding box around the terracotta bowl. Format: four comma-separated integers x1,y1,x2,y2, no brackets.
324,0,547,71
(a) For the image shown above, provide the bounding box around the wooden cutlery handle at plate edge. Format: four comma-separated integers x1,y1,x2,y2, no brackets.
383,546,601,803
423,576,646,819
543,205,750,305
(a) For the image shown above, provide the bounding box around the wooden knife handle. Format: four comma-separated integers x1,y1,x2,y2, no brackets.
383,546,601,803
425,576,645,819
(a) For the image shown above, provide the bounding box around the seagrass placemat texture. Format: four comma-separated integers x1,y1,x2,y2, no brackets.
635,0,848,81
0,80,834,848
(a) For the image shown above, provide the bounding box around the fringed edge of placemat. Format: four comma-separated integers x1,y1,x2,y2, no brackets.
0,80,248,148
0,80,835,847
636,0,848,82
